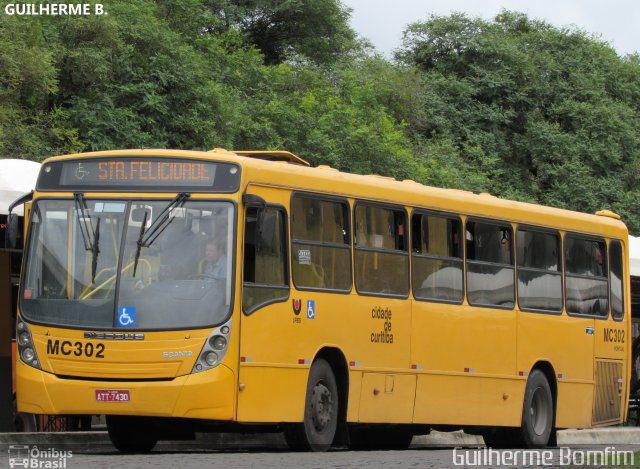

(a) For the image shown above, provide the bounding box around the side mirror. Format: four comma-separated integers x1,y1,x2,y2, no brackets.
5,213,19,249
243,193,268,245
5,191,33,249
242,193,267,210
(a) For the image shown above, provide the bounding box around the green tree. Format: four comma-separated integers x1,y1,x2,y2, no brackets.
397,11,640,232
0,0,416,183
210,0,357,65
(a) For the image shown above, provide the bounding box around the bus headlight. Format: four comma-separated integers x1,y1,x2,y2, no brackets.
210,336,227,350
21,347,35,362
192,320,231,374
16,317,41,369
18,332,30,346
203,351,218,366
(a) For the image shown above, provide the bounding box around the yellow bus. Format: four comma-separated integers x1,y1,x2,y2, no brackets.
14,148,631,451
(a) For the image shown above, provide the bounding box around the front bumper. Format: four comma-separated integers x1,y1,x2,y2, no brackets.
16,360,236,420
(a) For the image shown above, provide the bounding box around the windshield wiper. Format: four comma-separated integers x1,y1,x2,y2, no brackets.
91,217,101,284
74,193,100,283
132,192,190,277
132,210,148,277
74,193,94,252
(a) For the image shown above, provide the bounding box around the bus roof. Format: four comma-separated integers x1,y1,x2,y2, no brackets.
39,149,628,239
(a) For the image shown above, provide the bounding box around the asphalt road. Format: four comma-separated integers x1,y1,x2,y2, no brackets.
4,443,640,469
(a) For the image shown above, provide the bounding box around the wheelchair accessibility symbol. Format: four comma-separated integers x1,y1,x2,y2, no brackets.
306,300,315,320
75,162,89,180
117,307,136,327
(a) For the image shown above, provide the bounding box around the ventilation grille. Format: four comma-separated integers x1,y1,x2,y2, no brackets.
593,360,623,424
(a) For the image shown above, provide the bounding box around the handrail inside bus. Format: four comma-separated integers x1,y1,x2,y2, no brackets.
80,258,152,300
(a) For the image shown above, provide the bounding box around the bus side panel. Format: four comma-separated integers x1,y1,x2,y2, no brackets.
555,382,594,428
237,365,308,422
591,239,629,425
411,302,519,426
346,370,362,422
358,373,416,423
236,293,415,423
593,314,627,426
413,373,522,426
348,296,415,423
517,312,594,429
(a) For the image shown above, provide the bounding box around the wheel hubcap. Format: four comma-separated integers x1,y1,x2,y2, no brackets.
310,381,333,432
530,387,549,436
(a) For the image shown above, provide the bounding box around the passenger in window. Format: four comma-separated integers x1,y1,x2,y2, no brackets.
595,244,604,276
501,229,510,253
201,240,227,279
451,225,460,257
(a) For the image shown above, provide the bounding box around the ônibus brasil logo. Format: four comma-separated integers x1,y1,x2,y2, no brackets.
8,445,73,468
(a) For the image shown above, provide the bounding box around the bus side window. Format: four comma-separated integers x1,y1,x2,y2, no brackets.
564,235,608,317
354,203,409,297
610,240,624,321
411,212,463,303
242,206,289,314
516,229,562,313
466,220,515,308
291,194,351,291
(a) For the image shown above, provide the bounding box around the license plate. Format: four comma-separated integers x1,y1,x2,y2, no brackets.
95,389,130,402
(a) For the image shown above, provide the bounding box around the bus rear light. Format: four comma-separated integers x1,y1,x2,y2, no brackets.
16,317,41,369
192,320,231,374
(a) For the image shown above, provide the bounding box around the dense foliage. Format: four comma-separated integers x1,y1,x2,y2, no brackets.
398,11,640,231
1,3,639,232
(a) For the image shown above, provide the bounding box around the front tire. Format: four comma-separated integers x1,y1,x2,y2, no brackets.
285,359,339,452
106,416,158,452
13,397,37,432
519,370,553,448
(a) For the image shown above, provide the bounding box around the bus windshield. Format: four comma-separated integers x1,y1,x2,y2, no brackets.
21,198,234,330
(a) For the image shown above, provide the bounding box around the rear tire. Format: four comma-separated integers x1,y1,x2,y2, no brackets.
285,359,339,452
483,370,554,449
106,416,158,452
519,370,553,448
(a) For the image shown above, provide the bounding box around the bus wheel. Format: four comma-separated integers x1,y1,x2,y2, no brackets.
520,370,553,448
106,416,158,452
287,359,339,452
13,398,37,432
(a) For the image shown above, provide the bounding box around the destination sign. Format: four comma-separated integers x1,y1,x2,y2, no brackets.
37,157,240,192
